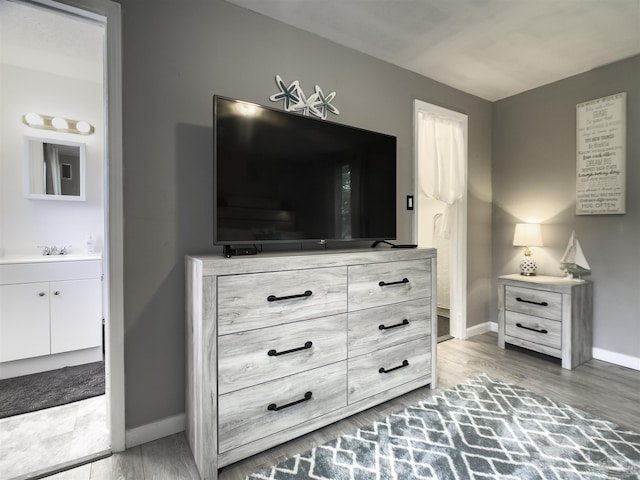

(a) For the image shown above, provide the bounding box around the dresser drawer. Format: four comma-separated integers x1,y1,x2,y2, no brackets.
218,314,347,394
348,337,431,404
218,362,347,454
348,260,431,311
348,298,431,357
505,285,561,320
505,311,561,350
218,267,347,335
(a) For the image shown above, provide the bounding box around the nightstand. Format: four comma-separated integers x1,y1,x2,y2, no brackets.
497,274,593,370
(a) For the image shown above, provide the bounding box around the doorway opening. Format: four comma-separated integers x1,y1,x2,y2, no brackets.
413,100,468,341
0,0,124,477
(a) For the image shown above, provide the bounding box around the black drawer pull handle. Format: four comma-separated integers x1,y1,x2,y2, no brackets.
378,278,409,287
516,297,548,307
379,359,409,374
267,290,312,302
268,391,312,411
516,323,548,334
379,319,410,330
268,341,313,357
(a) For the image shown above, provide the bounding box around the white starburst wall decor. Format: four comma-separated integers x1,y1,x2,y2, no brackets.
269,75,339,119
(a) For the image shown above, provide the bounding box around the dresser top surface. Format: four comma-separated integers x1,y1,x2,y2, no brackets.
187,247,436,276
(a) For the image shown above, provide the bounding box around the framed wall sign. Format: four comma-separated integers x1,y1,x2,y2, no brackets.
576,92,626,215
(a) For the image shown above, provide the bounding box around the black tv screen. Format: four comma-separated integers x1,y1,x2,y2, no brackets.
213,96,397,245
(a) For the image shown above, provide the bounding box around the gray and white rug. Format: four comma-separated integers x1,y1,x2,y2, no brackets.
246,374,640,479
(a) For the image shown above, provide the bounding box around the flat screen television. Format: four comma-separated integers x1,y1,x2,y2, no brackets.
213,96,397,246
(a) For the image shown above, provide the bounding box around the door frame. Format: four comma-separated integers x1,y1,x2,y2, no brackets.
31,0,125,451
412,99,468,339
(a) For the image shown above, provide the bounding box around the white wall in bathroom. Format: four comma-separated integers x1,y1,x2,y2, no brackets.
417,195,450,310
0,64,104,256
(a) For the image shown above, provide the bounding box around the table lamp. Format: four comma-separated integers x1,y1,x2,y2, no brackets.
513,223,542,276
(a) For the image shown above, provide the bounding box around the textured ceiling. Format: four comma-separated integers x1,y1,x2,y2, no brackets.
226,0,640,101
2,1,638,100
0,0,103,83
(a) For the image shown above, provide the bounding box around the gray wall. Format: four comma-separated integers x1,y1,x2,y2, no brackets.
119,0,492,428
492,55,640,359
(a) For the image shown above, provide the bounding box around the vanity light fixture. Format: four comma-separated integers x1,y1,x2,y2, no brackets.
513,223,543,276
22,113,94,135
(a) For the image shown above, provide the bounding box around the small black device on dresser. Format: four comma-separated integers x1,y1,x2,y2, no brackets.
223,245,258,257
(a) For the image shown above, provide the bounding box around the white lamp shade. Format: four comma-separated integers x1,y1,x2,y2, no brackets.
513,223,542,247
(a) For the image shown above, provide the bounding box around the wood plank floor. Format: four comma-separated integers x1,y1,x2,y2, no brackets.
46,332,640,479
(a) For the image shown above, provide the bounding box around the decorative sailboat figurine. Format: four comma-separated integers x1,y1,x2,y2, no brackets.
560,231,591,280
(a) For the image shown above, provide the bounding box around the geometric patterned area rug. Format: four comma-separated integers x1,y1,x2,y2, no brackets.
246,374,640,479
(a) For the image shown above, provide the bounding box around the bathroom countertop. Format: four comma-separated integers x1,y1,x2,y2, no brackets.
0,253,102,265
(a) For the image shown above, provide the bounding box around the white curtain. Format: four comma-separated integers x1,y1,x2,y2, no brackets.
417,111,466,239
45,144,62,195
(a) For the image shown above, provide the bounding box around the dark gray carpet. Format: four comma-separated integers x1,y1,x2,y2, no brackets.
246,374,640,479
0,361,104,418
437,314,452,343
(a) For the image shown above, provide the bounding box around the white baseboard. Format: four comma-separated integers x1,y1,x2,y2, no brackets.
467,323,639,371
120,338,637,450
592,347,640,371
125,412,186,448
0,347,103,380
465,321,496,338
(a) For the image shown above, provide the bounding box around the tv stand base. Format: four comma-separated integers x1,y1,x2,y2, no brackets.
371,240,418,249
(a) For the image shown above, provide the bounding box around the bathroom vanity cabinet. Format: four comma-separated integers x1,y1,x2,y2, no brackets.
0,256,103,378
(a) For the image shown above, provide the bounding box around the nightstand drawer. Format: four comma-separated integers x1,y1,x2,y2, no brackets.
348,297,431,357
505,311,561,349
218,314,347,394
218,362,347,454
218,266,347,335
348,260,431,311
347,337,431,404
505,285,562,320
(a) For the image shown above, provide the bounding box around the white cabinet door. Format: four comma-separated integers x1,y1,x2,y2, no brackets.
50,278,102,354
0,283,50,362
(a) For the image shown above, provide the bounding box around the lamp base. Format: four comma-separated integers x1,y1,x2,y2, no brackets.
519,256,537,276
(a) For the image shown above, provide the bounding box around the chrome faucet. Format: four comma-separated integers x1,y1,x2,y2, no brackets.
37,245,70,255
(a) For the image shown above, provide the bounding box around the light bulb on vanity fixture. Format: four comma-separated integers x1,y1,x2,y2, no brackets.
51,116,69,130
24,112,44,127
22,113,94,135
513,223,543,276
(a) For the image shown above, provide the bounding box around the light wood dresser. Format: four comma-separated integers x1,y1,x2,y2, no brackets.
497,274,593,370
185,248,437,480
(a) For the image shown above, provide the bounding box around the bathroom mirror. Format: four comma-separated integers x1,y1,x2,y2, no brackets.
24,137,86,201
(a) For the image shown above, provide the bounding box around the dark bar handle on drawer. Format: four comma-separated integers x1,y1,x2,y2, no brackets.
268,391,312,411
516,296,548,307
267,290,312,302
379,359,409,374
268,341,313,357
379,319,410,330
378,278,409,287
516,323,548,334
